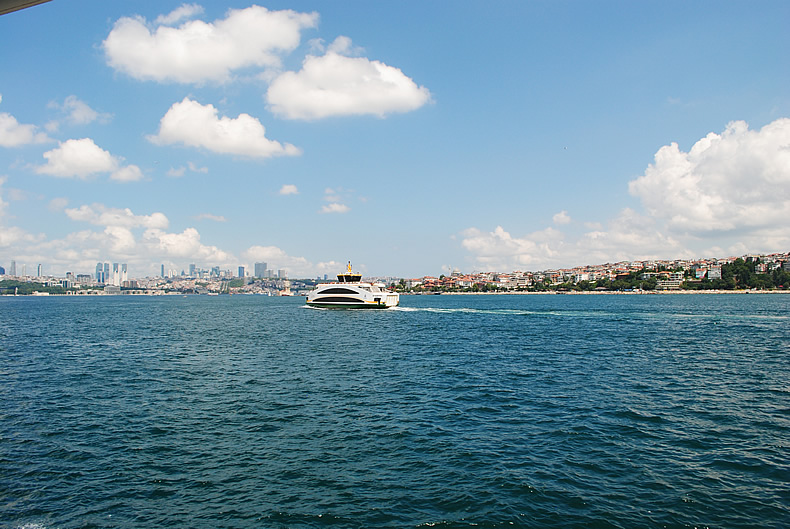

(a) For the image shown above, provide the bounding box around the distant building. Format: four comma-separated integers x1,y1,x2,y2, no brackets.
10,260,16,276
254,262,267,278
0,266,5,275
238,266,245,278
278,269,286,279
37,264,42,277
161,264,165,277
189,263,196,277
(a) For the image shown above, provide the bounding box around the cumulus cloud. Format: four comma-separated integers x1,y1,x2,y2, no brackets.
552,210,571,225
267,36,432,120
143,227,233,263
103,5,318,84
0,108,50,147
243,245,341,277
460,211,688,272
279,184,299,195
0,177,41,248
320,203,350,214
65,203,169,229
629,118,790,233
459,119,790,272
148,98,301,158
35,138,144,181
46,95,111,132
154,3,204,26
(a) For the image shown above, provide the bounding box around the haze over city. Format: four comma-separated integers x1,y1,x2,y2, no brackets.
1,1,789,279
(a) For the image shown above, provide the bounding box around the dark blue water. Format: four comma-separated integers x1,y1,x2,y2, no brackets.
2,294,788,528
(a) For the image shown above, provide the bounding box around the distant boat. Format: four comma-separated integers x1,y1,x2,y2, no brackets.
306,262,399,309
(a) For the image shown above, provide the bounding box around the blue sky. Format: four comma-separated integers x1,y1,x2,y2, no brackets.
1,1,788,278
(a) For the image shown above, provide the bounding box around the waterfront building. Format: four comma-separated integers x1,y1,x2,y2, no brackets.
254,262,267,278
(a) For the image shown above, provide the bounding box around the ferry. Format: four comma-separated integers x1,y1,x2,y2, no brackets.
306,262,399,309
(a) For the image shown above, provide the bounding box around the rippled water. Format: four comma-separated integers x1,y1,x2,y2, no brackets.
2,294,788,528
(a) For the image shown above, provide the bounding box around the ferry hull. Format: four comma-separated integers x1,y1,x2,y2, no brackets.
305,301,394,309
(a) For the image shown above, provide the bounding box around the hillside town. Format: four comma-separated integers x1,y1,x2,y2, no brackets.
1,252,789,296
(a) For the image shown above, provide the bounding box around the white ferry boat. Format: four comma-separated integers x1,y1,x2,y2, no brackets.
306,262,399,309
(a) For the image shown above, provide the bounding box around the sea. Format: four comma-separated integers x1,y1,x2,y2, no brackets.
1,293,788,529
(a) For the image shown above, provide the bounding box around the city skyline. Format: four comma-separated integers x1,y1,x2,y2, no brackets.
1,1,789,279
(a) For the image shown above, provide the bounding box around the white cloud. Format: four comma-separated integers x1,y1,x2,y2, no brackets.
103,5,318,84
47,96,111,131
48,197,69,212
36,138,143,181
0,177,40,248
143,227,233,263
195,213,227,222
148,98,301,158
459,119,790,272
110,165,144,182
320,203,350,214
629,118,790,234
552,210,571,225
267,36,432,120
0,111,50,147
65,203,169,229
460,212,688,272
279,184,299,195
167,166,186,177
243,245,341,277
154,3,204,26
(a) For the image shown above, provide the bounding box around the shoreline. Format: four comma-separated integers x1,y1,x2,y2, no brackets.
414,289,790,295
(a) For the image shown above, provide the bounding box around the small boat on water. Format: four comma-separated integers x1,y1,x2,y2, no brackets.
306,262,399,309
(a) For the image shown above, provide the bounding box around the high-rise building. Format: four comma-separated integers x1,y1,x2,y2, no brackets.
95,262,103,283
112,263,120,286
254,262,267,278
189,263,196,277
238,266,245,278
0,266,5,275
278,269,286,278
161,264,165,277
104,263,110,282
37,264,42,277
10,260,16,276
121,263,128,284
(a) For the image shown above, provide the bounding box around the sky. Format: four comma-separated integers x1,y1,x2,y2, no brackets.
1,1,789,279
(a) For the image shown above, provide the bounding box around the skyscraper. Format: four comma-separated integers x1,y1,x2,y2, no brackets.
161,264,165,277
238,266,245,278
121,264,128,284
189,263,196,277
37,264,42,277
95,262,103,283
104,263,110,283
10,260,16,276
254,262,267,278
